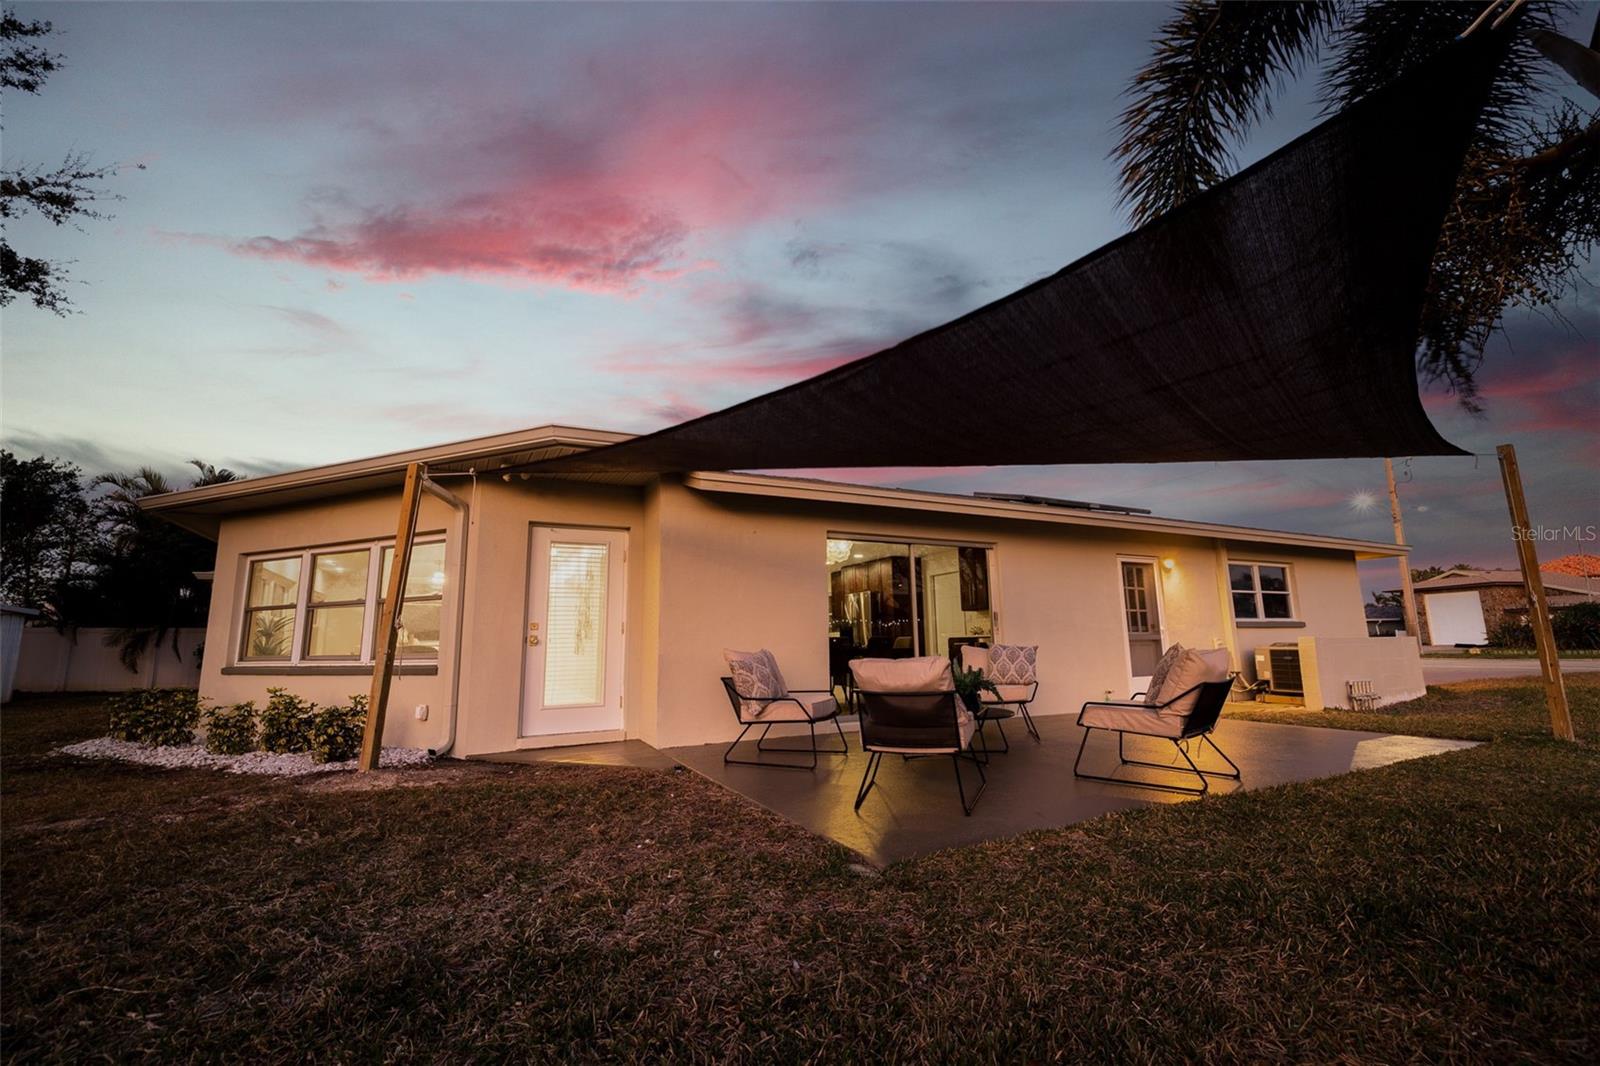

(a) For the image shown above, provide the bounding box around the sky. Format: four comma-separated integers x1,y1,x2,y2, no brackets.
3,1,1597,599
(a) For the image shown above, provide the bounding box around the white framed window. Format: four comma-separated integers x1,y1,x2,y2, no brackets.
236,537,445,666
1228,562,1295,621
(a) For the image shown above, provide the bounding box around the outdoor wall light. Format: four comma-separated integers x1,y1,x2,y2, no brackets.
1162,557,1176,571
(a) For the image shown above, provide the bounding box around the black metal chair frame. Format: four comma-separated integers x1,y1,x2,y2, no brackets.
853,688,987,816
720,677,848,770
1072,680,1240,795
979,679,1040,742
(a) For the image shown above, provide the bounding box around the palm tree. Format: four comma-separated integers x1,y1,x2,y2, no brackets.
93,460,241,672
1114,1,1600,409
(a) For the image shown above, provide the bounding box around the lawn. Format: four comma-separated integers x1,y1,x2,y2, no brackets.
3,681,1598,1062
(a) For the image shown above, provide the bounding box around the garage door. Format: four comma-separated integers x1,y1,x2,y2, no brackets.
1425,590,1487,645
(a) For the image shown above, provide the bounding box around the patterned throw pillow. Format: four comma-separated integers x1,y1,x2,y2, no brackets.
986,644,1037,685
723,648,790,716
1145,643,1185,704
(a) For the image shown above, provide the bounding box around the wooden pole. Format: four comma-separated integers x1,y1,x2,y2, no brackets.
1385,458,1421,639
1495,444,1574,741
360,462,425,770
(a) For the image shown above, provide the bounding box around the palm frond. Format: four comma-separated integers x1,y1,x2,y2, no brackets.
1319,0,1563,153
1114,0,1338,224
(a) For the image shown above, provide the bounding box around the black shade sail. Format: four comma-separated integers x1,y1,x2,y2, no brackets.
526,31,1510,475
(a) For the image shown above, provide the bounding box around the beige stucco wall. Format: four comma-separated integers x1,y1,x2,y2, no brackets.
646,482,1379,749
1221,541,1371,686
198,474,1388,756
199,490,460,749
448,478,649,757
1298,635,1425,710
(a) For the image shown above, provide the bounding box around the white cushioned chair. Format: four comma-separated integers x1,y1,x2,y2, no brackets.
959,644,1041,746
1073,646,1241,795
720,648,847,770
850,656,986,816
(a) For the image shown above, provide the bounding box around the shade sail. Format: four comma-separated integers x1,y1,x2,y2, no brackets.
527,32,1509,476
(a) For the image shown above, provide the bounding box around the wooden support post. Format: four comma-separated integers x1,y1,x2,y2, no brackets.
1495,444,1574,741
1385,458,1421,639
360,461,425,770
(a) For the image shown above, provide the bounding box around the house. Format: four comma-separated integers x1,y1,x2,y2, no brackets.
1414,567,1600,646
141,425,1426,756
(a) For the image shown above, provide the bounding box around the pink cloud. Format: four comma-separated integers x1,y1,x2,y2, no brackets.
215,49,873,291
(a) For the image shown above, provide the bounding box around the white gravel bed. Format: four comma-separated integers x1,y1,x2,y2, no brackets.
55,737,434,777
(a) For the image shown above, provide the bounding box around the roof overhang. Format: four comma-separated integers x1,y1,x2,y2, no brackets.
684,471,1410,559
139,425,635,538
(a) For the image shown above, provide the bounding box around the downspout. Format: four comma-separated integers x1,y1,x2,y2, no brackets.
421,471,473,758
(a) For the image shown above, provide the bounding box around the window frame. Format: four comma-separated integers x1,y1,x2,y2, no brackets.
302,548,380,662
234,535,445,668
238,555,303,662
372,542,448,663
1227,561,1297,623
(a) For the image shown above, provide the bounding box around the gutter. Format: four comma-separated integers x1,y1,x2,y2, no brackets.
420,470,473,758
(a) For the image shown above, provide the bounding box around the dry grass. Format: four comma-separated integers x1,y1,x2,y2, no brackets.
3,685,1598,1063
1227,672,1600,742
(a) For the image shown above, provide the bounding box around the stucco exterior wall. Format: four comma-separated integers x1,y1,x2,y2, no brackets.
1223,542,1370,686
448,478,648,757
646,482,1375,749
198,474,1390,755
200,490,460,749
1298,635,1425,710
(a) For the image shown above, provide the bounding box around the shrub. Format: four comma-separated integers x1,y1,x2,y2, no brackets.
1554,602,1600,650
107,689,202,746
259,688,316,754
1489,602,1600,651
309,695,369,764
204,702,258,755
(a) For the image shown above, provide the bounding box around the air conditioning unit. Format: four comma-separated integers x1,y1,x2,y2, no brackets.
1254,642,1305,696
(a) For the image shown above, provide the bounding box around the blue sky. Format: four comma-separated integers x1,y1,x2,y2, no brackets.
3,1,1596,597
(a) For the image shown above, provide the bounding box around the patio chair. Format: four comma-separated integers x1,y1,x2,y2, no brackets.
851,656,986,816
959,644,1041,745
1073,646,1240,795
721,648,848,770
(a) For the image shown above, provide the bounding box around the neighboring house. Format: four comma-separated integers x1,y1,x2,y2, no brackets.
141,425,1424,755
1414,568,1600,646
1541,553,1600,582
1365,602,1405,637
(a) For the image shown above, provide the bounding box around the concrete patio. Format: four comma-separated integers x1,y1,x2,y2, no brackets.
665,714,1477,866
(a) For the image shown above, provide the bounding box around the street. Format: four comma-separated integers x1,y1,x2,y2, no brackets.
1422,656,1600,684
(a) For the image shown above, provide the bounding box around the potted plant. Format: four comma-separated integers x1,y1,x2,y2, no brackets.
951,663,999,714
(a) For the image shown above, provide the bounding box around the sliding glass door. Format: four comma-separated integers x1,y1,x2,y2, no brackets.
825,536,993,694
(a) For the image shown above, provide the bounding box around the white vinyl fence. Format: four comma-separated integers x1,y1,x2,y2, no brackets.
9,627,205,695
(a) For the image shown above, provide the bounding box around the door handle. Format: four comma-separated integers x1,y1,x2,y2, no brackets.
527,635,540,647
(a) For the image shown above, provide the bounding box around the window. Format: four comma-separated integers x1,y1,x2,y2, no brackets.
375,541,446,660
235,537,444,666
304,550,370,659
1229,563,1294,621
240,557,301,660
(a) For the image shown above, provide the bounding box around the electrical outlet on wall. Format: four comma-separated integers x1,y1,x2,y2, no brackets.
414,704,429,721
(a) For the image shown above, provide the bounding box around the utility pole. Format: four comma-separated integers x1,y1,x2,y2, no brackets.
1385,458,1421,640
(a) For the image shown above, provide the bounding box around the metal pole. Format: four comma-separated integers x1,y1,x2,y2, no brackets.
1495,444,1573,741
1385,458,1421,639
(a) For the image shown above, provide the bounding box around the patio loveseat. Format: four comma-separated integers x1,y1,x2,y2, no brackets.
1072,645,1240,795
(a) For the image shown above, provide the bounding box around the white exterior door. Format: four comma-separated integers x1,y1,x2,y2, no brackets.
1424,590,1487,646
1120,559,1165,696
521,528,627,737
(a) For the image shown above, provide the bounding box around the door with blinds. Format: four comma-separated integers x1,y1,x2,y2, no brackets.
521,527,627,737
